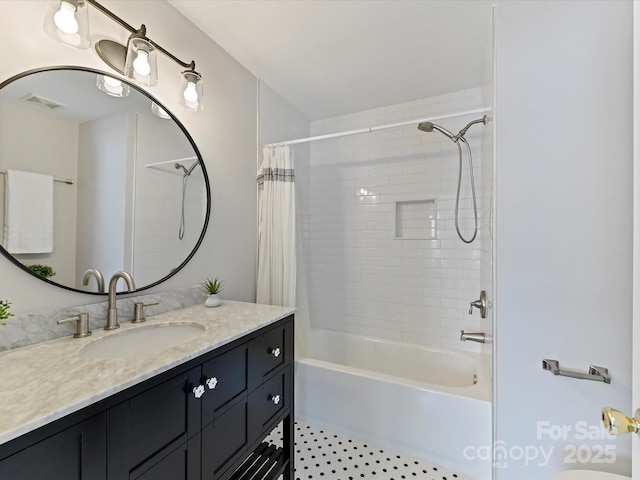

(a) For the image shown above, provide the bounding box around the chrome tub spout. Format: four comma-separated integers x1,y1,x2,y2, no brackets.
460,330,486,344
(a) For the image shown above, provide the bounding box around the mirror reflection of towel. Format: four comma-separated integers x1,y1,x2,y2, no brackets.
3,169,54,254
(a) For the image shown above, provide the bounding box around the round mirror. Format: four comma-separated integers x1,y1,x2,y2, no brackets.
0,67,210,294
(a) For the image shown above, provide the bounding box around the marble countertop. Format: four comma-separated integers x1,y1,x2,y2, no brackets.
0,300,294,445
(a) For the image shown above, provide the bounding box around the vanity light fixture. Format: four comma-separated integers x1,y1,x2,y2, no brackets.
120,27,158,87
96,74,129,98
43,0,90,49
181,69,204,112
44,0,203,110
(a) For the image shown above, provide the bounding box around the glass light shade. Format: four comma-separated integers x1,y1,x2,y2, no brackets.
180,71,204,112
43,0,90,49
124,38,158,86
151,102,171,119
96,75,130,98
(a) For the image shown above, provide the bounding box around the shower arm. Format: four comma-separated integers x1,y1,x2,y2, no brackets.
455,116,488,141
186,160,199,175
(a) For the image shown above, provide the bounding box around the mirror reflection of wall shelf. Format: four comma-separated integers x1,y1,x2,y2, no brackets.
0,67,210,295
395,198,437,240
144,156,198,170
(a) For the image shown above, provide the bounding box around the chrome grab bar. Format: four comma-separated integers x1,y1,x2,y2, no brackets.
542,359,610,384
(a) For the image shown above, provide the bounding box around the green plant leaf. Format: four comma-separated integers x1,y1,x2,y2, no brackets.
26,264,56,278
201,276,224,294
0,300,13,323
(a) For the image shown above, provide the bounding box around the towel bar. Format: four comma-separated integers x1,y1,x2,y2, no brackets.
0,170,73,184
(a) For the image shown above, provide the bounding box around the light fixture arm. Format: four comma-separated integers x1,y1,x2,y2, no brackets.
86,0,196,70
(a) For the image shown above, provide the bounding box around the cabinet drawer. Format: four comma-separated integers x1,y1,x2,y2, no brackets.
201,344,248,425
248,320,291,390
248,370,290,445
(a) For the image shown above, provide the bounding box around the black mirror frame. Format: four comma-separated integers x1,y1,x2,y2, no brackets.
0,66,211,295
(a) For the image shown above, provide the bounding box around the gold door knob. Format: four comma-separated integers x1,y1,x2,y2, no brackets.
602,407,640,435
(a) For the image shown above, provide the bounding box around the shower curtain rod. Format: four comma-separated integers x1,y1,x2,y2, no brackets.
263,107,491,148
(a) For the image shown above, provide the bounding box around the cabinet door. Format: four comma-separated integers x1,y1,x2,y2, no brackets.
0,413,106,480
130,434,200,480
108,367,201,478
201,344,248,426
201,398,249,479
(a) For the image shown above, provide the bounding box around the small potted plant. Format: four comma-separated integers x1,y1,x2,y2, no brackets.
27,264,56,279
201,276,224,308
0,300,13,326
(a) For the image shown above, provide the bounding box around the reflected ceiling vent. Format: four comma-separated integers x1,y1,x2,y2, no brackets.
19,93,66,110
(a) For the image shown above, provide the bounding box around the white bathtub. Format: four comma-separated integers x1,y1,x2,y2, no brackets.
295,329,492,480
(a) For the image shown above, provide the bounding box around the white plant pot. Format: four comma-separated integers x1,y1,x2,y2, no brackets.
205,294,221,308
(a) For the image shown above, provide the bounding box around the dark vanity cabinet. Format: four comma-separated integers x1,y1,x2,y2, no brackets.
0,315,294,480
0,414,107,480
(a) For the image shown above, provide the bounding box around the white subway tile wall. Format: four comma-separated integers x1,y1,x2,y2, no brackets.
301,88,492,352
133,114,206,286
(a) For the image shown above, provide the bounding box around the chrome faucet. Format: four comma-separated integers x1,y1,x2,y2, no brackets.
81,268,105,293
106,271,136,330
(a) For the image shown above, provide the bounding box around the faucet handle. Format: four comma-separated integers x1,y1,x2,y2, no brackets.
132,302,159,323
57,313,91,338
469,301,481,315
468,290,488,318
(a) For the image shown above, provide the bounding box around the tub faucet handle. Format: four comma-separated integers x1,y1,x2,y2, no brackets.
469,290,487,318
468,302,478,314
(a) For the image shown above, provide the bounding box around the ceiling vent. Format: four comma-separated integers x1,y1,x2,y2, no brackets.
19,93,66,110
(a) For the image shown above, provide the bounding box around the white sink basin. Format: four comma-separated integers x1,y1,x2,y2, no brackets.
79,323,206,359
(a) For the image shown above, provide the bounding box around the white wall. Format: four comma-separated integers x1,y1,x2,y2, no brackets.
133,112,206,286
494,1,632,478
0,0,258,313
0,98,78,286
304,89,490,352
77,112,131,289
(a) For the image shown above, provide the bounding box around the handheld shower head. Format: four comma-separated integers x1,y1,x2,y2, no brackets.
175,161,199,176
175,163,188,175
417,121,456,141
417,122,434,133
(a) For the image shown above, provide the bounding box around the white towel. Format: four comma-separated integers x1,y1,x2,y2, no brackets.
3,169,54,254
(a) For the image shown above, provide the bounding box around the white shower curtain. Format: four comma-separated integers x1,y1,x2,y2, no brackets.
256,145,296,307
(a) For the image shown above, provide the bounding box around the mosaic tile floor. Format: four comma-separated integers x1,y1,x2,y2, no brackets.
268,421,474,480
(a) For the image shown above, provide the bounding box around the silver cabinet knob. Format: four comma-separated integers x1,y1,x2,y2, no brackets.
193,385,205,399
206,377,218,390
269,394,281,405
269,347,281,358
